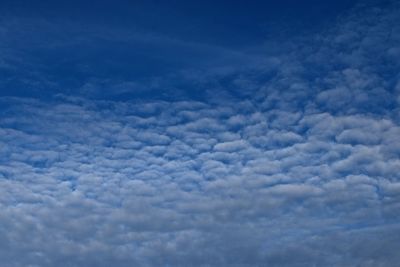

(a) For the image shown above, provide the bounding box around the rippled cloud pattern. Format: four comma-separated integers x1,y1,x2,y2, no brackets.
1,0,400,266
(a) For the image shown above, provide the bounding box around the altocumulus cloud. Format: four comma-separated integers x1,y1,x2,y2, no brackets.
1,0,400,266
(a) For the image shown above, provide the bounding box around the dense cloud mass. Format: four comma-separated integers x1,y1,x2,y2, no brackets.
1,0,400,266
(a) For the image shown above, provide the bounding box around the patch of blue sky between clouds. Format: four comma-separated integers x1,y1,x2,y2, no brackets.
0,0,400,266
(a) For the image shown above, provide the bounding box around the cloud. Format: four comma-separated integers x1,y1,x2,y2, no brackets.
1,87,400,266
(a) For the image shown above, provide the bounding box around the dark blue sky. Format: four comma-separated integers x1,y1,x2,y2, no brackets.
2,0,359,46
0,0,361,100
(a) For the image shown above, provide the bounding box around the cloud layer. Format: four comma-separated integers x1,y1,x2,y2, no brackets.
1,91,400,266
1,0,400,266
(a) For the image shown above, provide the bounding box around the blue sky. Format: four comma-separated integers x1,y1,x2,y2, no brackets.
0,0,361,100
1,0,400,266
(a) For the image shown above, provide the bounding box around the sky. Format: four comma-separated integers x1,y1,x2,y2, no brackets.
0,0,400,266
